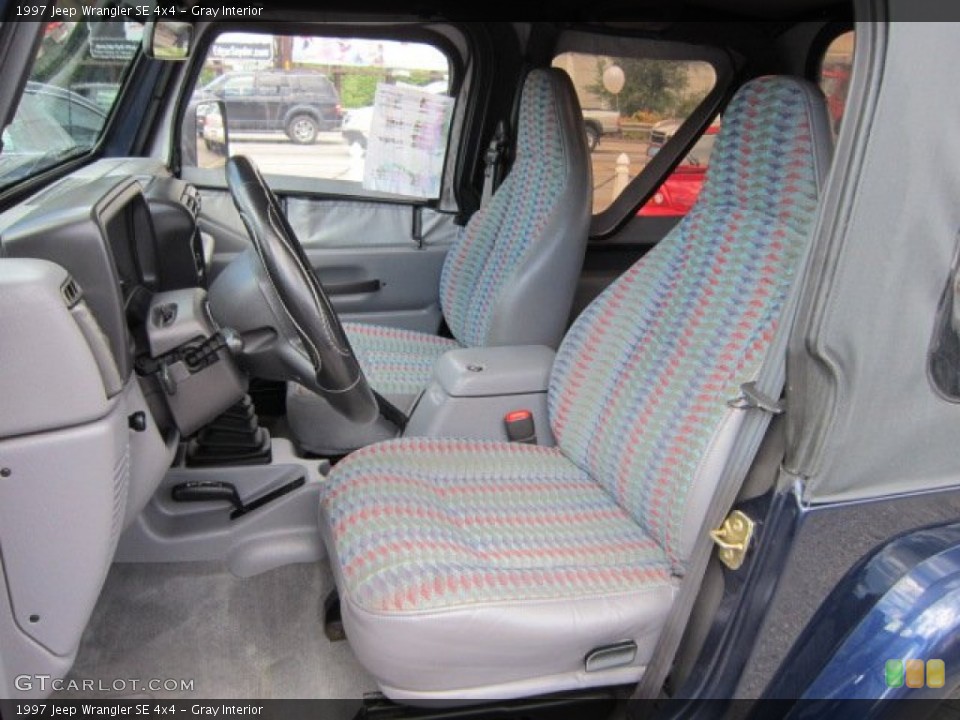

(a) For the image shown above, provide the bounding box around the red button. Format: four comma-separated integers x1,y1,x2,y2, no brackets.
505,410,532,423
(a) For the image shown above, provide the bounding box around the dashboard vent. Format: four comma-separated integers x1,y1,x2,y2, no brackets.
60,277,83,308
181,185,202,218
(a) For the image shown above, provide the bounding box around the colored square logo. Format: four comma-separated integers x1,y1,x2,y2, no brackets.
927,660,946,689
885,659,904,688
906,659,925,688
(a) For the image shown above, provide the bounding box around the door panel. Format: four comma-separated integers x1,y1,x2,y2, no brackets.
185,30,463,337
285,197,459,250
197,189,456,335
305,244,448,333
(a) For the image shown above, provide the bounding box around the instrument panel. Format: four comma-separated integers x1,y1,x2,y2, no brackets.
0,159,207,382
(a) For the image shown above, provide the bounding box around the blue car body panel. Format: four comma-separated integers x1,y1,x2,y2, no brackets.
665,491,960,720
768,523,960,716
802,550,960,695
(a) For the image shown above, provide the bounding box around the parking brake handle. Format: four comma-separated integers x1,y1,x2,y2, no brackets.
171,481,244,514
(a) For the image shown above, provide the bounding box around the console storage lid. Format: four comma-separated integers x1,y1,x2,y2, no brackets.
406,345,556,445
434,345,556,397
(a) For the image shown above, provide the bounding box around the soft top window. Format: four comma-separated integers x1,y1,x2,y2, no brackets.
186,31,455,200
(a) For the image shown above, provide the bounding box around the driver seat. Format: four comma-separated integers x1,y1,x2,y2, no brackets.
318,76,832,701
289,68,591,454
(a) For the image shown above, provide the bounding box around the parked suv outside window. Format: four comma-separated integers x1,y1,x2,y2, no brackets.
186,33,454,193
196,70,343,144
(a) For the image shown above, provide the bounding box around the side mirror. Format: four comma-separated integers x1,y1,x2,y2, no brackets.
142,21,193,61
182,100,230,169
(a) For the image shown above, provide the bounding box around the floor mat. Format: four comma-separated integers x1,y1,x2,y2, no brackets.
56,561,377,700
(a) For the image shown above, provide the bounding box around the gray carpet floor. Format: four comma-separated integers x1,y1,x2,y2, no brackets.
56,561,377,700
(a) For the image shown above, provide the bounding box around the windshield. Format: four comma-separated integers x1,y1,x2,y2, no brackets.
0,6,145,190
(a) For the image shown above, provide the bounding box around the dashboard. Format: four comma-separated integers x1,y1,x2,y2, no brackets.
0,158,210,394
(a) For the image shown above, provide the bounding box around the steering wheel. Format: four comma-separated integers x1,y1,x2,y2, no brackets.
224,155,379,425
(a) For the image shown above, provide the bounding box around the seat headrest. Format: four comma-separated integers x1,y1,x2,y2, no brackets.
699,75,833,233
515,68,582,160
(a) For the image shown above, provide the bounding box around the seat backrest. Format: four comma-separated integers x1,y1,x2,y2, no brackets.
548,76,832,573
439,68,591,349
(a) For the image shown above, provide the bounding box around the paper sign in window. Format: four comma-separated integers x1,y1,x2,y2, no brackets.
363,84,454,199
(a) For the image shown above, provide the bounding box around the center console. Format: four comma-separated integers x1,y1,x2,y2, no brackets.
406,345,557,445
115,440,326,578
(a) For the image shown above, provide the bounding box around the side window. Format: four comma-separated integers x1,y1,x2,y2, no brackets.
552,52,716,216
299,75,335,99
818,30,855,134
186,33,454,200
222,75,254,97
255,75,284,97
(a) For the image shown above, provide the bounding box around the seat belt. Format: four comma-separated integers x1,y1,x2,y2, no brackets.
373,390,408,433
480,120,508,207
632,250,809,702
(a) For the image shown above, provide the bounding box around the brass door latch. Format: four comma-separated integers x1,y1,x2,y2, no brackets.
709,510,755,570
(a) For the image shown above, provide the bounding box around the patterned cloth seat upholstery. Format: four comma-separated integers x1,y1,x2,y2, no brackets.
319,76,833,700
288,68,592,453
341,322,462,397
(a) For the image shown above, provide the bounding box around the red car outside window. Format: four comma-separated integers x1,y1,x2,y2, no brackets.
638,122,718,218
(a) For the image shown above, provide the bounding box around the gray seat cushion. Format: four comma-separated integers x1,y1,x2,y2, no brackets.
341,321,461,397
320,438,676,701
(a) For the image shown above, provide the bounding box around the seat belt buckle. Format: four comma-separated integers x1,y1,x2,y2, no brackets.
504,410,536,444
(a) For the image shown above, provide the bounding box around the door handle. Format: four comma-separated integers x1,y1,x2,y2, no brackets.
323,279,382,295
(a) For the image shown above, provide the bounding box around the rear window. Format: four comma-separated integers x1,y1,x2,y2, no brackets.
223,75,255,97
552,52,716,215
256,76,287,96
297,76,336,96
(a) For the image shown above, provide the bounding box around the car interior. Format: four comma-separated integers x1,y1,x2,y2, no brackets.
0,0,858,709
